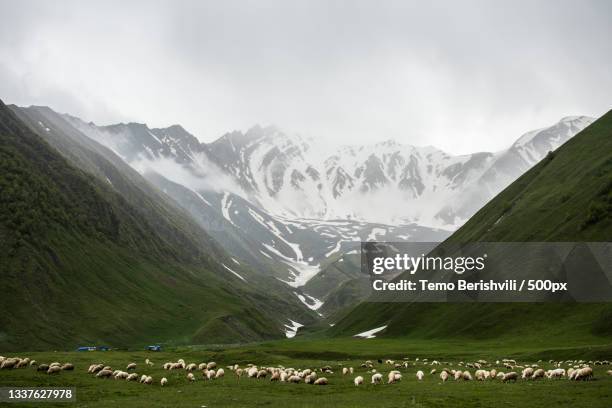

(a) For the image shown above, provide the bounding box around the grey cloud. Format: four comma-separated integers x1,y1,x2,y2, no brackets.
0,0,610,154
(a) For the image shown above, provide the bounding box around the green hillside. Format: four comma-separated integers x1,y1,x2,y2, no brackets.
329,110,612,342
0,99,306,351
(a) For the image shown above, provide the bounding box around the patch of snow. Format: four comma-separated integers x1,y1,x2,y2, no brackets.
284,319,304,338
222,264,246,282
354,325,388,339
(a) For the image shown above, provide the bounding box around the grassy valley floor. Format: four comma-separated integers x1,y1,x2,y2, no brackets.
1,337,611,407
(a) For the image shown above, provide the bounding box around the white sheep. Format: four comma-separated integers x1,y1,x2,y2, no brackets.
387,370,402,384
454,370,462,381
47,366,61,375
521,367,534,379
354,376,364,386
187,373,195,382
288,375,301,383
314,377,328,385
440,371,449,382
573,367,593,381
126,373,139,381
248,367,258,378
371,373,383,384
462,371,472,381
144,376,153,385
127,363,137,371
96,369,113,378
532,369,545,379
342,367,349,375
502,372,518,382
416,370,424,381
207,362,217,370
160,377,168,387
215,368,225,378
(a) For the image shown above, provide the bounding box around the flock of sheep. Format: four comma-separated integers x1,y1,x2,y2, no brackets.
2,355,611,389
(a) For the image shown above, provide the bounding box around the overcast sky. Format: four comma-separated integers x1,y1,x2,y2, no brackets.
0,0,611,154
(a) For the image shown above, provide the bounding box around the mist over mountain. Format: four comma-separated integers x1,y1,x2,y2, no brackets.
67,115,592,228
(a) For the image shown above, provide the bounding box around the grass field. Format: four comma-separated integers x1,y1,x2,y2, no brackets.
1,338,611,407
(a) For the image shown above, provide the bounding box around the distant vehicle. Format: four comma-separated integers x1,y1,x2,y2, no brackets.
77,346,96,352
98,346,111,351
146,345,162,351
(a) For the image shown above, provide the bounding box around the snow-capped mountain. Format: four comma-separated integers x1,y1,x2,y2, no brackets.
64,114,592,300
68,115,591,226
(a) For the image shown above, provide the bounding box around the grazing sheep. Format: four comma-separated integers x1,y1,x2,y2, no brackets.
236,368,244,378
573,367,593,381
454,370,462,381
354,376,364,386
37,364,50,372
502,372,518,382
349,367,354,375
206,370,216,380
547,368,565,378
430,369,436,375
496,372,505,380
257,369,267,379
607,370,612,376
115,371,129,380
462,371,472,381
47,366,61,375
127,363,137,371
145,358,153,366
532,369,545,379
416,370,424,381
280,372,288,382
163,363,172,370
144,376,153,385
387,370,402,384
207,362,217,370
314,377,328,385
490,369,497,378
342,367,349,375
475,370,487,381
440,371,449,382
288,375,301,383
140,375,148,383
126,373,139,382
160,377,168,387
371,373,383,384
29,360,37,367
187,373,195,382
521,367,534,379
215,368,225,378
61,363,74,371
96,369,113,378
1,358,17,369
186,363,197,371
248,367,259,378
270,372,280,381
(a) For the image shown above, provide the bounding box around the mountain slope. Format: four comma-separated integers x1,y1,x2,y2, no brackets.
68,116,592,228
328,110,612,340
0,99,311,350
